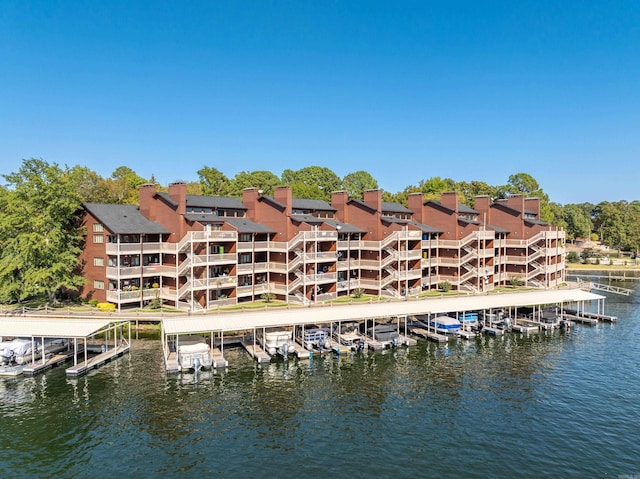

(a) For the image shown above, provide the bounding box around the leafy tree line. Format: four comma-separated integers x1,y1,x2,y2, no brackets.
1,158,638,304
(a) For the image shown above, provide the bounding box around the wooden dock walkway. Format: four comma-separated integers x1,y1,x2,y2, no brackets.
329,339,353,355
482,327,504,336
241,341,271,363
511,322,540,333
457,329,477,339
166,352,180,373
410,327,449,343
211,347,228,368
66,344,130,377
23,350,76,375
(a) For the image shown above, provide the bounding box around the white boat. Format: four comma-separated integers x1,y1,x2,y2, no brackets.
334,322,365,351
263,330,295,357
300,327,331,351
428,316,461,336
177,335,213,371
0,338,70,376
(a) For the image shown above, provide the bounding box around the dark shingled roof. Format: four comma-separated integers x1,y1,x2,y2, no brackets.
323,219,367,234
183,214,225,224
487,224,510,234
382,202,413,214
291,214,325,225
84,204,169,234
525,219,548,226
224,218,276,234
428,200,478,215
384,217,442,233
156,192,246,210
293,198,336,212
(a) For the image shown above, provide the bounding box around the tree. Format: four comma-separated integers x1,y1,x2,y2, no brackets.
227,170,281,197
0,159,85,304
497,172,554,224
197,166,230,196
281,166,342,201
419,177,456,201
68,166,113,203
563,204,592,241
342,170,378,198
107,166,147,204
593,201,626,249
457,181,496,207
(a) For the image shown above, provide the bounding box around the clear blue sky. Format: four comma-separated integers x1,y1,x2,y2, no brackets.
2,0,639,205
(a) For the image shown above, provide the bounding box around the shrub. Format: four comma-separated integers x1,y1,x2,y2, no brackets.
438,281,452,292
89,299,99,307
566,251,580,263
97,302,115,312
509,277,524,287
261,292,275,303
352,288,364,299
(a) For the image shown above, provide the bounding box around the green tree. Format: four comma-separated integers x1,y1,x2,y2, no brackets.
107,166,147,204
593,201,626,249
68,165,112,203
563,204,592,242
281,166,342,201
342,170,378,198
197,166,230,196
457,180,496,207
0,159,85,304
227,170,281,197
419,177,456,200
288,181,326,200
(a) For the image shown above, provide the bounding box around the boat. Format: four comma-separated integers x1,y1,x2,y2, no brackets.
366,323,399,345
299,327,331,351
334,322,365,351
262,329,295,357
458,312,480,331
428,316,461,336
0,338,70,376
176,335,213,371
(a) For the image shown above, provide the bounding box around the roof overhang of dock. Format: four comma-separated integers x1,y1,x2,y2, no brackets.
0,317,128,339
162,289,606,336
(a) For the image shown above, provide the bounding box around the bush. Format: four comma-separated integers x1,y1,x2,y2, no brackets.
438,281,452,292
261,292,275,303
352,288,364,299
97,302,115,312
89,299,99,307
566,251,581,263
509,277,524,287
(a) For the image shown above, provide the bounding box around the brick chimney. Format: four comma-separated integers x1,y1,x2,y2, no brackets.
168,181,187,215
331,191,349,223
524,197,541,218
139,183,157,220
474,195,491,224
506,194,525,214
408,193,425,223
363,189,382,212
242,187,260,221
440,191,459,212
274,186,292,216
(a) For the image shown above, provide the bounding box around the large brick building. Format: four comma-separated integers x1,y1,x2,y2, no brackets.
79,183,565,311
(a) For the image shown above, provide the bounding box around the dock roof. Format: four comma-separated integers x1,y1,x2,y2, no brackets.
0,318,128,338
162,289,605,335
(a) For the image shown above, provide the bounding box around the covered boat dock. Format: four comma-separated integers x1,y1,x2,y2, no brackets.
0,317,131,376
162,288,607,371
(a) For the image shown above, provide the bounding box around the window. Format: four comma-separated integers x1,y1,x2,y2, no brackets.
94,280,105,290
93,257,104,267
93,234,104,244
93,223,104,232
239,233,252,242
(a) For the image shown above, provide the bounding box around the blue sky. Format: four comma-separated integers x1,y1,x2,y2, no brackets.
1,0,639,205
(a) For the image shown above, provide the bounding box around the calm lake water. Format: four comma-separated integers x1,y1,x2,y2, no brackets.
2,282,640,479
